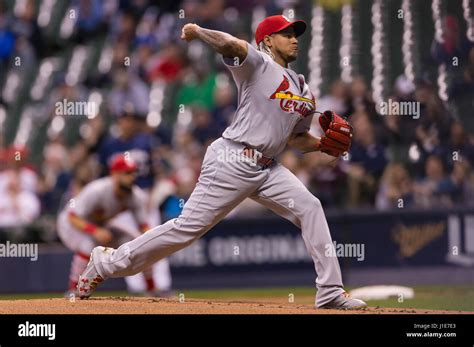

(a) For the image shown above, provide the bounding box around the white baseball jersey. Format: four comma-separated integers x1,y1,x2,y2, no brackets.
62,177,148,226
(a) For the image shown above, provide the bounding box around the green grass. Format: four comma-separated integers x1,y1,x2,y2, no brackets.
0,285,473,311
364,285,474,312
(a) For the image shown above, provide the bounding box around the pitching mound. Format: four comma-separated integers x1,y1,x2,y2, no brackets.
0,297,471,314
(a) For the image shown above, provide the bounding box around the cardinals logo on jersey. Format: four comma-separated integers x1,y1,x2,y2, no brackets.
269,75,315,117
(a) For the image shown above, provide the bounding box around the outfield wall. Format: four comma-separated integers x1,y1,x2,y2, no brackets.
0,208,473,293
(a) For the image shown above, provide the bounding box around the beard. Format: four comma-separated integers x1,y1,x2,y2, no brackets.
275,47,297,64
119,181,133,193
286,50,298,62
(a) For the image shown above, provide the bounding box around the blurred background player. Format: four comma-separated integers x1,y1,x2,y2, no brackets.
96,102,172,295
57,154,158,296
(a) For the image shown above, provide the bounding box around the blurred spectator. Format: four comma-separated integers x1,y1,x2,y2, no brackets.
37,137,71,214
98,109,155,189
133,6,157,48
347,76,375,115
376,162,413,210
0,145,38,194
119,0,152,19
145,43,186,83
0,173,40,229
194,0,227,31
151,166,198,221
448,160,471,205
113,38,130,63
449,47,474,106
381,74,418,163
154,11,181,46
382,114,417,164
437,121,474,171
110,10,137,44
431,15,474,68
191,104,221,146
11,0,42,57
347,76,385,143
175,61,217,112
0,2,15,84
12,35,36,70
346,112,387,207
108,68,150,116
74,0,105,40
211,75,236,134
180,0,226,31
42,138,70,190
462,162,474,206
132,41,155,81
0,3,14,57
307,153,347,208
80,115,108,152
316,79,349,116
413,155,453,208
150,174,180,221
463,46,474,84
169,127,203,172
415,83,452,155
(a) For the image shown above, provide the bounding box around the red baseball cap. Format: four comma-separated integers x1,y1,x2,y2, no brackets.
255,15,307,45
109,155,138,173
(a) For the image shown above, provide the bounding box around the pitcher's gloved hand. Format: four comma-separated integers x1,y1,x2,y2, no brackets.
318,110,353,157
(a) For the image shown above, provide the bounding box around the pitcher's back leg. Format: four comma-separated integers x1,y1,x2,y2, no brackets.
250,163,345,307
92,145,266,279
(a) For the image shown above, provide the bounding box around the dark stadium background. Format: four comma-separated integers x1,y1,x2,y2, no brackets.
0,0,472,310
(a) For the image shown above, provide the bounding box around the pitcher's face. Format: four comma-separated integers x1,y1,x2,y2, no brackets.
267,26,299,63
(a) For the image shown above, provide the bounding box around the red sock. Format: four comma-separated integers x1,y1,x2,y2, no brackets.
145,278,155,291
142,267,155,291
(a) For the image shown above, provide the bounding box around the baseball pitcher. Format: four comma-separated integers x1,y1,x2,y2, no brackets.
78,15,366,309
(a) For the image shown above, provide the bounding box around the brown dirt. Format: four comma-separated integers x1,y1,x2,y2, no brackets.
0,297,471,314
